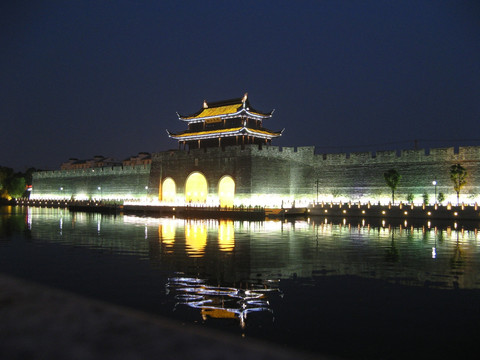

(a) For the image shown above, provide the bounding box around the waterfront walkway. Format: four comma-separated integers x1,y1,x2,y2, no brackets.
14,199,480,221
306,201,480,221
0,273,321,360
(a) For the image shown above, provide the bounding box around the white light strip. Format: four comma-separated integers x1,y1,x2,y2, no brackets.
180,109,272,123
169,127,281,141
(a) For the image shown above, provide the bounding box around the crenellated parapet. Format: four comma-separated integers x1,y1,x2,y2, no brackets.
36,164,151,176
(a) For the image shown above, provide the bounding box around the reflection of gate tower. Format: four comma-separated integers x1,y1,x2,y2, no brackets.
167,93,283,150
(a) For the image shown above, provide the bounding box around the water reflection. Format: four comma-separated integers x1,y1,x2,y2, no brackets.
3,207,480,358
159,222,175,253
2,209,480,295
218,220,234,252
3,209,477,291
166,275,278,328
185,220,207,257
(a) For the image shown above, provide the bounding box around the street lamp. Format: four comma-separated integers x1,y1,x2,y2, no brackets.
432,180,437,204
97,186,102,200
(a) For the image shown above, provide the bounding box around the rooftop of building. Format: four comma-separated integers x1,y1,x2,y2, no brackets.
177,93,274,122
167,127,283,140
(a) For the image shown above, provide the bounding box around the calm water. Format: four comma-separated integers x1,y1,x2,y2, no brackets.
1,206,480,359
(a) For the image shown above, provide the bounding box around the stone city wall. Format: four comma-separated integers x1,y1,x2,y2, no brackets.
31,165,151,200
31,145,480,205
247,145,480,204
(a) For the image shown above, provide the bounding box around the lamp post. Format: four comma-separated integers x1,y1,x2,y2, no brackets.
97,186,102,200
432,180,437,204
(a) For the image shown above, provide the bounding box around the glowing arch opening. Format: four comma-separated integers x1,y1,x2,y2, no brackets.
161,177,176,202
218,175,235,207
185,172,208,204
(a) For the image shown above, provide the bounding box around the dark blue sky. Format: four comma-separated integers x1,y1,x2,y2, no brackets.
1,0,479,170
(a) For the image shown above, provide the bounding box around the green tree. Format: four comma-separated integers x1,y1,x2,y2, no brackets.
422,192,429,204
0,166,30,200
7,176,26,199
437,192,445,203
384,169,401,204
406,193,414,203
450,164,467,205
0,167,14,200
24,167,36,186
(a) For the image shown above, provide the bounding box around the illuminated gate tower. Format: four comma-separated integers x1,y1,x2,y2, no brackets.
167,93,283,150
162,94,283,207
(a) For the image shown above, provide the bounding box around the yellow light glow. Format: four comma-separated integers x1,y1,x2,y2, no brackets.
218,176,235,207
159,223,175,252
161,177,176,202
218,220,234,252
185,172,208,203
185,221,207,257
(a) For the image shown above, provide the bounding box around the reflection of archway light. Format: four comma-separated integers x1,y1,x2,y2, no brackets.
159,223,175,251
185,221,207,257
218,220,235,252
162,178,176,202
218,176,235,207
185,172,208,204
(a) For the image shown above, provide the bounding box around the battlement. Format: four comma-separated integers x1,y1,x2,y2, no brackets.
152,144,480,166
33,164,151,179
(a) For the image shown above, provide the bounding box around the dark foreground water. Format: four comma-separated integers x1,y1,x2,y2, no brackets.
1,206,480,359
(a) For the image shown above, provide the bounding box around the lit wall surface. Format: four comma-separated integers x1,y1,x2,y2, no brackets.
31,165,151,201
32,145,480,206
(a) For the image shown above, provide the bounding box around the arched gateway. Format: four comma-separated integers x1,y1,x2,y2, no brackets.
185,172,207,203
161,177,176,202
218,175,235,207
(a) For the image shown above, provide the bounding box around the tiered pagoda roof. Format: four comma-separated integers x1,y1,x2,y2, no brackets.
167,94,283,148
177,93,274,122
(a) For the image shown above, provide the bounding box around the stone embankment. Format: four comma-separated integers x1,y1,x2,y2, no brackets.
304,202,480,221
15,199,266,220
14,199,480,222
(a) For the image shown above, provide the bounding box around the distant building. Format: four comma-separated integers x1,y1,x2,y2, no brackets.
61,156,120,170
122,152,152,167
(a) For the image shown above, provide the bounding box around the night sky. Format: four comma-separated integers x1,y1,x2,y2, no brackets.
1,1,479,171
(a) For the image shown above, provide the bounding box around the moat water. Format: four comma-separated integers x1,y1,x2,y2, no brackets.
1,206,480,359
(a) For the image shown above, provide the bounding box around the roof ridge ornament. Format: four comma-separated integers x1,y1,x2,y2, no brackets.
203,100,208,109
242,92,248,104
